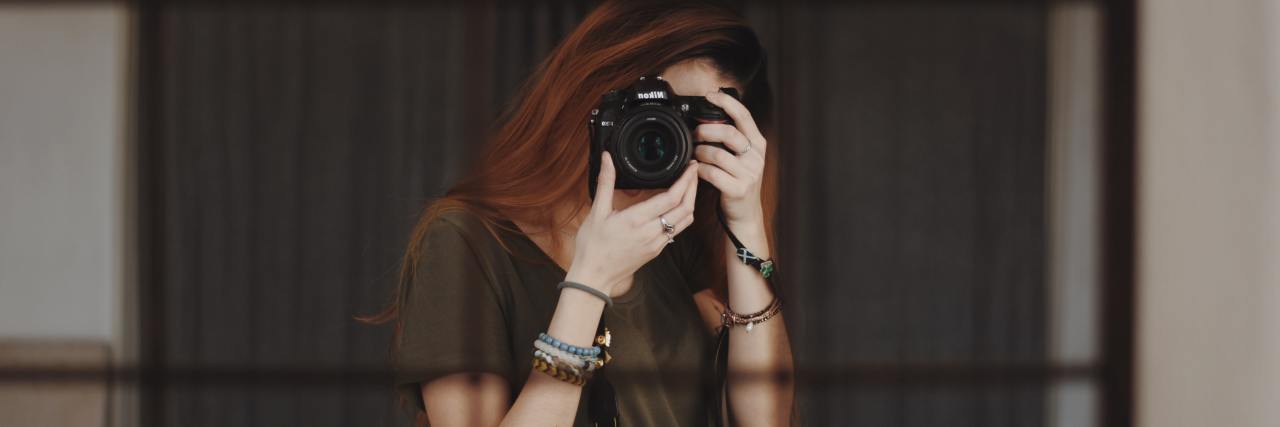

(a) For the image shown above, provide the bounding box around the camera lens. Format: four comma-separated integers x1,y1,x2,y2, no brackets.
611,106,692,187
631,125,675,169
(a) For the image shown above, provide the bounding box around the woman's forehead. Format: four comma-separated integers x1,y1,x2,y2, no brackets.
660,58,740,97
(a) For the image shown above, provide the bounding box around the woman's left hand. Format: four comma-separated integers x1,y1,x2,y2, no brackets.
693,91,768,230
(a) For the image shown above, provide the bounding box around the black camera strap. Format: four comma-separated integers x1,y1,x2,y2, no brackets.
711,317,732,427
587,313,620,427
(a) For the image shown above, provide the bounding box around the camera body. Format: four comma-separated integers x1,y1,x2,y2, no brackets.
588,75,739,198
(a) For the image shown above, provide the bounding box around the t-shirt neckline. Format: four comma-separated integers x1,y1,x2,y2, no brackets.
498,217,648,307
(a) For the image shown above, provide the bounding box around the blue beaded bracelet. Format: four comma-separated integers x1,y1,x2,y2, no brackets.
537,332,601,356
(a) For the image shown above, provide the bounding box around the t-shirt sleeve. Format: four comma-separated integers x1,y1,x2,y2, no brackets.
392,216,512,410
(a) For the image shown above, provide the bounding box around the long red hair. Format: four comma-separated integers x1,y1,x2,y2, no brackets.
363,0,777,371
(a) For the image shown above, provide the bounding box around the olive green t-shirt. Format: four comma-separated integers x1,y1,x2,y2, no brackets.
392,209,718,426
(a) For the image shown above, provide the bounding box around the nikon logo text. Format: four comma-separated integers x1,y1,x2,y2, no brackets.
636,91,666,100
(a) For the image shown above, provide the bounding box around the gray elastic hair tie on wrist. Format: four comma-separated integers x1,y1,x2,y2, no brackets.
557,281,613,307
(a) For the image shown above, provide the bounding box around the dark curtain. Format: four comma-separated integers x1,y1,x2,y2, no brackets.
139,1,1047,426
771,3,1048,426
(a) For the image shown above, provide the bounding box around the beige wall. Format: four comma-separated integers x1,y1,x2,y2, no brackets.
1138,0,1280,426
0,4,131,426
1047,3,1102,426
0,4,129,342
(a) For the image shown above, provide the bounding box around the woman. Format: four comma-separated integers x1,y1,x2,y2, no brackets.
367,1,795,425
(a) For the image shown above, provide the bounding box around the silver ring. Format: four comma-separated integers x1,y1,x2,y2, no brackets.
660,216,675,234
734,139,752,155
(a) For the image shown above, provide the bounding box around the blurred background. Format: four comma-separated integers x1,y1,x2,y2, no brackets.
0,0,1276,426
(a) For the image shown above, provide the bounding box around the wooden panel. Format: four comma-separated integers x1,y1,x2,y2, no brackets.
0,340,110,427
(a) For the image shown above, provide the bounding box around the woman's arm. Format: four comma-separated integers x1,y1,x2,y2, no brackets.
721,222,795,426
500,284,613,425
694,90,796,426
420,372,509,426
420,154,700,426
419,289,605,427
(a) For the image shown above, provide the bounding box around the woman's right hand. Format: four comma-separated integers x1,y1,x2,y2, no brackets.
565,152,700,294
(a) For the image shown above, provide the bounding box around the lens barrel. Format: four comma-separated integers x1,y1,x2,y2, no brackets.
613,105,692,186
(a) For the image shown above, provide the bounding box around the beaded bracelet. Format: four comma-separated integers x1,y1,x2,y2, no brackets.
534,340,601,371
537,332,601,357
531,332,607,385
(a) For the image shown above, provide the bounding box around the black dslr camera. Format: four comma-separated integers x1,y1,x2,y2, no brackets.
588,75,739,197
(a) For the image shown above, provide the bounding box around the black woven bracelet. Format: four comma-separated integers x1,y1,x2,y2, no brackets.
715,205,776,279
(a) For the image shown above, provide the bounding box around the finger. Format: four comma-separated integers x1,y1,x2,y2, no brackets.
591,152,616,217
661,168,700,225
694,145,751,180
622,162,698,220
694,124,751,156
696,163,745,197
705,91,766,152
648,231,675,253
671,209,695,235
